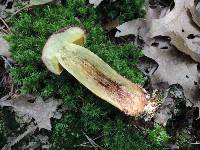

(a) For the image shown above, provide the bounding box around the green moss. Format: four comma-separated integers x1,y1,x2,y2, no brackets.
8,2,144,94
148,124,170,146
103,120,165,150
96,0,145,22
7,0,165,149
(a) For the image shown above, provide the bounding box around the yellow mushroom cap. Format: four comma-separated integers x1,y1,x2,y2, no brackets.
42,27,86,75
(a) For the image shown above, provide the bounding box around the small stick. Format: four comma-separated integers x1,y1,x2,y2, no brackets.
0,17,11,33
82,131,105,150
6,5,30,22
0,27,9,34
2,124,37,150
9,83,14,97
1,56,12,68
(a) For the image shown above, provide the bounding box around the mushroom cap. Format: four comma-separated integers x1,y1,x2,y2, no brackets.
42,27,86,75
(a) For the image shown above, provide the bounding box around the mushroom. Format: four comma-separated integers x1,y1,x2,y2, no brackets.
42,27,148,116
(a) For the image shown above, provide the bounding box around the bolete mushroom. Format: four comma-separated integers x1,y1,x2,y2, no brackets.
42,27,149,116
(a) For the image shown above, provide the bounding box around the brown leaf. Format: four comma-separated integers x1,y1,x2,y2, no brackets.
149,0,200,63
0,36,10,58
143,45,199,106
115,19,146,37
145,1,170,20
188,0,200,28
116,0,200,63
0,95,63,130
115,1,170,41
115,18,151,46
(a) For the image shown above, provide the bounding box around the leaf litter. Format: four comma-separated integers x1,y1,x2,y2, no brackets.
1,0,200,148
115,0,200,123
0,95,63,130
0,0,55,22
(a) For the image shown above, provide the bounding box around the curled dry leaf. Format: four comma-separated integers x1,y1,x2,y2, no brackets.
116,0,200,63
115,0,200,111
143,45,200,110
115,1,170,41
145,1,170,20
115,19,146,37
0,95,63,130
188,0,200,28
115,19,151,46
149,0,200,63
42,27,148,116
0,36,10,58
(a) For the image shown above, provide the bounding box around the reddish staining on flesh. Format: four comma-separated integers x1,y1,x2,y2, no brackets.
61,55,146,115
80,58,136,107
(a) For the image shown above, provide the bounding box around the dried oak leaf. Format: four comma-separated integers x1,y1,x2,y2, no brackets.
115,19,146,37
0,36,10,58
116,0,200,63
0,95,63,130
149,0,200,63
188,0,200,28
115,19,151,46
143,45,199,105
145,0,170,20
115,1,170,40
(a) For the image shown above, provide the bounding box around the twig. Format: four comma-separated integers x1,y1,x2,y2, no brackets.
2,124,37,150
1,56,13,68
74,145,99,148
0,27,9,34
78,134,103,146
74,131,105,150
0,17,11,33
0,95,10,102
9,83,14,97
6,5,30,22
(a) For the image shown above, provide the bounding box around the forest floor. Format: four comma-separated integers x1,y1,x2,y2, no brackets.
0,0,200,149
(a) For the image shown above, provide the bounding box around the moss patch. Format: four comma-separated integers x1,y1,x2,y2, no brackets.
7,0,166,149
